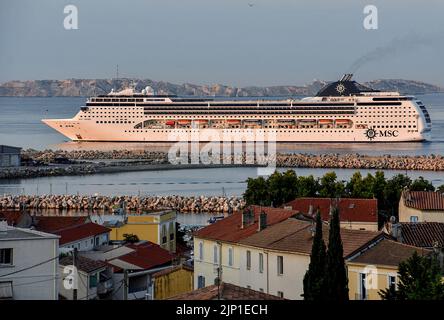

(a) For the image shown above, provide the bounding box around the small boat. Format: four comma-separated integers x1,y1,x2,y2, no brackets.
194,119,209,124
319,119,333,124
177,119,191,125
277,119,295,123
208,216,225,224
165,120,175,126
227,119,241,124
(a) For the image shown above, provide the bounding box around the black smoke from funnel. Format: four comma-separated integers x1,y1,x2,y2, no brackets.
348,33,438,74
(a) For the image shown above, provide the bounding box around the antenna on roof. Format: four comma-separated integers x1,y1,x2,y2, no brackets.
116,64,119,80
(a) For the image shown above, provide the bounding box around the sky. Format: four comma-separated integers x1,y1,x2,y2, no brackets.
1,0,444,87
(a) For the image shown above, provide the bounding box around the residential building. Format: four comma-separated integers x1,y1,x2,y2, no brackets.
151,264,194,299
284,197,379,231
237,218,385,299
85,241,174,300
54,222,111,253
347,238,430,300
168,282,284,300
0,213,108,253
193,206,298,293
384,220,444,250
399,190,444,223
0,145,21,167
0,221,59,300
58,255,114,300
91,210,177,252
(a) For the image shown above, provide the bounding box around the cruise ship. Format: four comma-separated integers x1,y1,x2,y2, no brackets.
42,74,432,142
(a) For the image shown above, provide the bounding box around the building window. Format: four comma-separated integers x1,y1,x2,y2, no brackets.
89,274,98,288
277,291,284,298
246,250,251,270
410,216,419,223
228,248,233,267
197,276,205,289
277,256,283,275
213,245,218,264
0,248,13,265
359,273,367,300
388,275,396,289
259,253,264,273
199,242,204,260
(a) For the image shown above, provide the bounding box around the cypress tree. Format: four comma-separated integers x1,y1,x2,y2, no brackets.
325,206,349,300
303,210,327,300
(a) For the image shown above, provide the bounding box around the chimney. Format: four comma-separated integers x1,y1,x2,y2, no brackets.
0,220,8,234
241,208,254,229
308,205,313,217
389,216,403,242
257,211,267,231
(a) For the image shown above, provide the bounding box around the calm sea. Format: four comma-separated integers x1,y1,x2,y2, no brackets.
1,95,444,197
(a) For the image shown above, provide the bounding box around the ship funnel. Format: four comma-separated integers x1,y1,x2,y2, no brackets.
340,74,353,81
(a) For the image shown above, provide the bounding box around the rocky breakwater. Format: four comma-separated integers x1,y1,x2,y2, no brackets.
276,153,444,171
22,149,169,163
0,164,98,179
0,195,245,213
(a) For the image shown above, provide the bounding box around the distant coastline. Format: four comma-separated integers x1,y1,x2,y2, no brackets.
0,78,442,97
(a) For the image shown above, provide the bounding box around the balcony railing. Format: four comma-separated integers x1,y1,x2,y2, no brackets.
355,293,369,300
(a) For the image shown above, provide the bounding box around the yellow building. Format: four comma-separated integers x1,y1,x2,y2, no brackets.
151,264,194,299
107,210,177,252
399,190,444,223
347,238,430,300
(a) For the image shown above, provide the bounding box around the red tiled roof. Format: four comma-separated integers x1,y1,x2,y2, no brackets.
240,218,385,258
402,190,444,210
115,242,173,270
33,216,89,233
193,206,298,243
349,238,430,267
55,222,111,245
285,197,378,223
400,222,444,248
151,264,193,278
168,282,285,300
60,255,107,273
0,211,22,226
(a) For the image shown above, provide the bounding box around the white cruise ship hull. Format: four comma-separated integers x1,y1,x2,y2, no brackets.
42,119,430,143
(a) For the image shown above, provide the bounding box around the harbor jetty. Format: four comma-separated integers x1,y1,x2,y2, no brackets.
1,150,444,180
0,195,245,213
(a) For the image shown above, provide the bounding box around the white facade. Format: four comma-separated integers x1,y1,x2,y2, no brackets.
60,233,109,254
193,237,310,300
0,223,59,300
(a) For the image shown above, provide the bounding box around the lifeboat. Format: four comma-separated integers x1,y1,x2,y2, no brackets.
177,120,191,125
165,120,175,126
277,119,295,123
227,120,241,124
335,119,352,124
194,119,209,124
243,119,261,123
319,119,333,124
299,119,317,123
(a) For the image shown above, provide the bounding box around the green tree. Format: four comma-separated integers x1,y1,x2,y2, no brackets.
303,211,327,300
438,184,444,194
325,206,349,300
123,233,139,243
175,222,187,246
297,175,319,197
244,176,269,206
372,171,387,211
319,172,345,198
383,174,412,217
410,176,435,192
379,252,444,300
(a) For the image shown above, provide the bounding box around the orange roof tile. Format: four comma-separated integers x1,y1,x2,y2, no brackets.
285,198,378,223
402,190,444,210
240,218,385,258
193,206,297,243
168,282,285,300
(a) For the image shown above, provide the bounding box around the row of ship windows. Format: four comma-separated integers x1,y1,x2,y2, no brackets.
123,129,356,133
359,120,415,124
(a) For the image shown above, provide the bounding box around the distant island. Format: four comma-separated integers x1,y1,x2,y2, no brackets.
0,78,442,97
